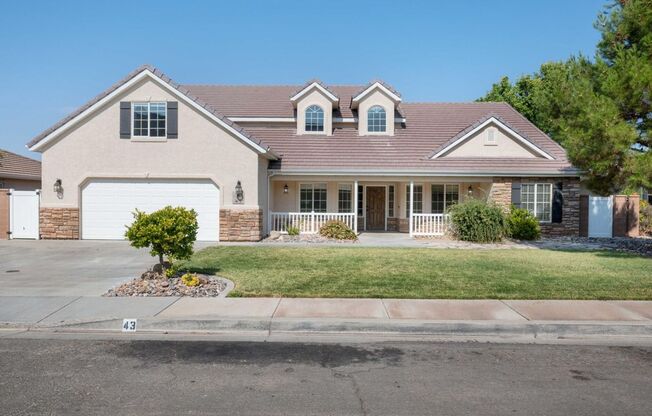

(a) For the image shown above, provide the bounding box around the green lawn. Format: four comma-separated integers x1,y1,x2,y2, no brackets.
180,246,652,300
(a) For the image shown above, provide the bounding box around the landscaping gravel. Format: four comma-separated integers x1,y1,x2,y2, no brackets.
105,274,227,297
263,232,357,244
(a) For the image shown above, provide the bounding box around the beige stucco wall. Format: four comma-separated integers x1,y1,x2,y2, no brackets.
39,78,266,209
442,125,539,158
296,89,333,136
357,89,395,136
397,181,492,218
0,177,41,191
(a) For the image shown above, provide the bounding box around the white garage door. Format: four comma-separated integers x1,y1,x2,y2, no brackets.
81,179,220,241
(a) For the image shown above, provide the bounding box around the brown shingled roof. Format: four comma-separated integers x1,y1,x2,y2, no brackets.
243,102,576,175
0,149,41,180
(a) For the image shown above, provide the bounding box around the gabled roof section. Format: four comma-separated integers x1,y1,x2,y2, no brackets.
26,65,278,158
289,79,339,108
350,80,402,109
429,114,554,160
0,148,41,180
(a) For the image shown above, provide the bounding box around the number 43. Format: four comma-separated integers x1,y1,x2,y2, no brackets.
122,319,137,332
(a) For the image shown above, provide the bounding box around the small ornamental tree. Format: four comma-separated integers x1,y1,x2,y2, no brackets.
125,206,199,268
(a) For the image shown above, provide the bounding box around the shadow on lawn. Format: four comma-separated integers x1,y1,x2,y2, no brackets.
538,247,651,259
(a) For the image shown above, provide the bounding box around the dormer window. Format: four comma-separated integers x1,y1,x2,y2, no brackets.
367,106,386,132
305,105,324,132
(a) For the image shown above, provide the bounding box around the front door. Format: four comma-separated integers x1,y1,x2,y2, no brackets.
366,187,386,230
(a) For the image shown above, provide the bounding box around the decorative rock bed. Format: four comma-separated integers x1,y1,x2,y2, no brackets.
263,232,357,244
105,273,230,297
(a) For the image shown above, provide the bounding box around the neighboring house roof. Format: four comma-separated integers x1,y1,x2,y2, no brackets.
0,149,41,180
26,65,277,158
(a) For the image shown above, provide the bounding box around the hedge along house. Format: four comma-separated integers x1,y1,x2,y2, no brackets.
27,65,581,241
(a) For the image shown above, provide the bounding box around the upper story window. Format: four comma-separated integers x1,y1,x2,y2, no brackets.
305,105,324,132
367,106,386,132
133,102,166,137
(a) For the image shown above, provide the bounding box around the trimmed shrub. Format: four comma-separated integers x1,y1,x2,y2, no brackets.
181,273,201,287
125,206,199,267
319,220,357,240
506,206,541,240
286,225,300,236
641,200,652,236
448,199,506,242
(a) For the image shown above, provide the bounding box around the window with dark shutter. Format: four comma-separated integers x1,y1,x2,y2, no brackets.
119,102,131,138
167,101,178,139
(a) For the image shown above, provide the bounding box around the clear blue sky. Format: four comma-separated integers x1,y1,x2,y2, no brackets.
0,0,605,159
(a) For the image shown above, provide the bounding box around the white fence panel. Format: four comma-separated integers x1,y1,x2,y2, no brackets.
588,196,613,238
270,212,356,234
10,190,40,239
411,214,449,236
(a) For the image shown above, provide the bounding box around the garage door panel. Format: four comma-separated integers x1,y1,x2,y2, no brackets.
81,179,219,241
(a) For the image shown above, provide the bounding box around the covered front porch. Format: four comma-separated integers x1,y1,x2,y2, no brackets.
268,176,493,237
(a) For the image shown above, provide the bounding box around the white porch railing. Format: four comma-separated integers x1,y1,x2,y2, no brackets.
411,213,450,236
270,212,356,234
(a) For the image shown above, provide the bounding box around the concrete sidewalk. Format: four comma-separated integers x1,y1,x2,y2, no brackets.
2,296,652,342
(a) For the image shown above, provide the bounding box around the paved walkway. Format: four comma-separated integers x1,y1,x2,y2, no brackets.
2,296,651,326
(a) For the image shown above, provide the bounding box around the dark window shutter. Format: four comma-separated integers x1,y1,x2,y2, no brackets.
120,102,131,139
552,182,563,223
511,181,521,208
167,101,178,139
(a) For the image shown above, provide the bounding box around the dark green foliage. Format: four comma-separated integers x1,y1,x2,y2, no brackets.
506,206,541,240
448,200,506,243
286,226,300,236
125,206,199,266
640,200,652,236
478,0,652,194
319,220,357,240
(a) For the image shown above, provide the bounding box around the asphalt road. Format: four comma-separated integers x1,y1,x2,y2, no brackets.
1,338,650,415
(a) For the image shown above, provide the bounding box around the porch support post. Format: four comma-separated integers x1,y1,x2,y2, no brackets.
353,180,358,234
409,180,414,237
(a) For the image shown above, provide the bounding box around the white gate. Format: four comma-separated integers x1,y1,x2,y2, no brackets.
588,196,613,238
9,190,40,239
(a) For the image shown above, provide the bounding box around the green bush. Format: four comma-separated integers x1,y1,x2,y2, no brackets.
181,273,201,287
641,200,652,236
319,220,357,240
506,206,541,240
286,225,300,236
125,206,199,267
448,199,506,243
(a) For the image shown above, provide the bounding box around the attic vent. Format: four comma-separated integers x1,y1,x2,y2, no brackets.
485,128,497,146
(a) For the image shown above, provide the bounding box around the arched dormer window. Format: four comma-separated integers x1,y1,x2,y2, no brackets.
305,105,324,132
368,106,386,132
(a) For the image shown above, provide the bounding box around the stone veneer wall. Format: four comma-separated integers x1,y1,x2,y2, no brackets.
219,208,263,241
40,208,79,239
489,177,581,237
387,217,398,232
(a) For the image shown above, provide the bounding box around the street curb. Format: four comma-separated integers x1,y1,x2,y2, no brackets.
32,317,652,340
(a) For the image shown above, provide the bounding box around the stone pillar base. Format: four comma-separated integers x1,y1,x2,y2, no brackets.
40,208,79,239
220,208,263,241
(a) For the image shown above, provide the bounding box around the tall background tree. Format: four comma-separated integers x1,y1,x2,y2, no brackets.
478,0,651,195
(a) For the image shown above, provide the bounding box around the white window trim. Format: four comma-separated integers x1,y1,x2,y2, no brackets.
131,102,167,140
337,183,353,214
431,183,460,214
303,104,325,134
406,183,424,217
521,183,553,223
367,105,388,134
298,183,328,212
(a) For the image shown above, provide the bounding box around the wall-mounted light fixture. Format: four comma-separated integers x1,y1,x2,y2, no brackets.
283,184,289,194
234,180,244,204
467,185,473,196
53,179,63,193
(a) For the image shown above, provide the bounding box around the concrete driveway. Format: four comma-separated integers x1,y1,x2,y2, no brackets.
0,240,185,296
